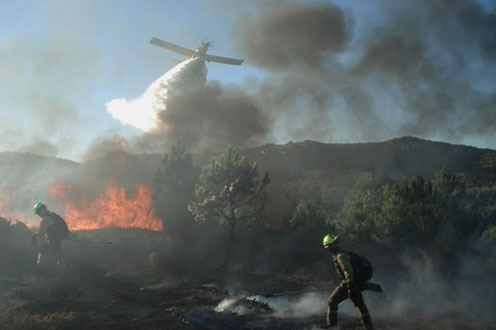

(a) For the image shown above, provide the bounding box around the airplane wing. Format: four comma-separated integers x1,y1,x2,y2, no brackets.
204,54,244,66
149,37,197,57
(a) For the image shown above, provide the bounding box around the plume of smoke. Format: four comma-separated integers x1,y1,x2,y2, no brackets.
106,0,496,152
106,58,207,132
0,36,100,159
107,56,272,153
236,249,496,325
257,293,328,318
231,0,496,148
155,80,271,152
232,2,351,71
81,134,132,162
370,250,496,323
214,293,331,318
215,298,252,315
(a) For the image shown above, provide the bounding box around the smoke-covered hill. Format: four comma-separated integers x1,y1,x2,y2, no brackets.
3,136,495,184
1,137,495,330
243,136,496,181
1,136,495,221
0,151,79,175
0,152,79,220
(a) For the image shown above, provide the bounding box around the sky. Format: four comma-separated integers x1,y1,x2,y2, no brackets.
0,0,260,160
0,0,495,161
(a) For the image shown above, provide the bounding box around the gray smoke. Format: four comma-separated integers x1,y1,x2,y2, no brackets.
0,37,99,159
233,2,351,71
370,250,496,323
107,56,271,153
238,249,496,325
107,57,207,132
18,140,60,158
232,0,496,147
155,80,271,152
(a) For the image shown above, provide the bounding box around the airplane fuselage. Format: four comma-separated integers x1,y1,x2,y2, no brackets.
194,42,210,56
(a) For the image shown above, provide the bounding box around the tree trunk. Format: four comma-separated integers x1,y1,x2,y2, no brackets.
221,224,235,271
221,203,236,271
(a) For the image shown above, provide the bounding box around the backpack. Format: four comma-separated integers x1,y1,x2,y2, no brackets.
49,212,70,239
349,251,373,282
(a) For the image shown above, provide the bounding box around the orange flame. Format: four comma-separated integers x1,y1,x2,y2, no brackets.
49,182,163,231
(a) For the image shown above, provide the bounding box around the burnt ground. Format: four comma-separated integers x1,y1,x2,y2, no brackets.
1,269,494,330
0,230,495,330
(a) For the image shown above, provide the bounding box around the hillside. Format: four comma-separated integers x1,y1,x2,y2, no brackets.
242,136,496,182
1,138,495,330
0,152,79,219
1,137,495,220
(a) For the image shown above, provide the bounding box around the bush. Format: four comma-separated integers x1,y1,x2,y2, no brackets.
333,168,484,271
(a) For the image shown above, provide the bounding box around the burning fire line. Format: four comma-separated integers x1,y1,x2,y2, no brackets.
49,182,163,231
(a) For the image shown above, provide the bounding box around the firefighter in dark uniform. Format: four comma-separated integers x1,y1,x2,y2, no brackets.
322,234,374,330
33,202,69,266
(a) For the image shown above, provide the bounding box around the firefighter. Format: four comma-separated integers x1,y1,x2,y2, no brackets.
321,234,374,330
33,202,69,267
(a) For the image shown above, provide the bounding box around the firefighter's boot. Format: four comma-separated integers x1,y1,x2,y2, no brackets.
358,314,374,330
323,307,338,328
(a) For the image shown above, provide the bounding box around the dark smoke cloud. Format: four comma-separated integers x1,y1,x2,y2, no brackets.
447,0,496,60
232,0,496,147
82,134,131,162
124,82,272,154
107,55,272,154
156,81,272,152
361,0,496,139
233,2,351,71
351,32,428,79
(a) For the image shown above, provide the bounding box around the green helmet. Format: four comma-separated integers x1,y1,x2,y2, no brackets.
323,234,339,247
33,202,46,214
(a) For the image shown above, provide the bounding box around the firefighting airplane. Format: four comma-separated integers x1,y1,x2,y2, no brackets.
149,37,244,66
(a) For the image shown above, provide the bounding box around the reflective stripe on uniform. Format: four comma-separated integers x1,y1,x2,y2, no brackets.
336,253,354,282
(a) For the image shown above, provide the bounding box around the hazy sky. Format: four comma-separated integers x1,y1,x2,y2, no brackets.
0,0,261,160
1,0,495,161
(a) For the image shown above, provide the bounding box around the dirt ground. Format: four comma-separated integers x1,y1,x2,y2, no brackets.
0,231,495,330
